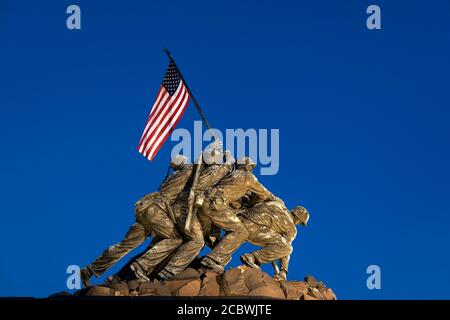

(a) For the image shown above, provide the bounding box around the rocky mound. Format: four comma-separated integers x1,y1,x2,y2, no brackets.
65,266,336,300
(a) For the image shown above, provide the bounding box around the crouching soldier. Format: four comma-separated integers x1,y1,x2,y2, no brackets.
199,157,276,272
80,155,193,287
239,201,309,280
155,149,235,280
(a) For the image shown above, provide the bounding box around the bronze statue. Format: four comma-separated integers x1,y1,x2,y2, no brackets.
108,148,234,281
156,148,235,280
80,155,193,287
198,157,276,272
80,151,311,288
238,201,310,280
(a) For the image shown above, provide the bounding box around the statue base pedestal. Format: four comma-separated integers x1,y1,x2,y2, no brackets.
62,266,336,300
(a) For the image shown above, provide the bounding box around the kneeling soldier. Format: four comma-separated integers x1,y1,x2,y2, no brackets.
239,202,309,280
80,155,193,287
199,157,276,272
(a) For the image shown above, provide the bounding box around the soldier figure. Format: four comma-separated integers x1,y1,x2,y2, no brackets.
239,201,310,280
80,155,193,287
199,157,276,272
137,148,235,280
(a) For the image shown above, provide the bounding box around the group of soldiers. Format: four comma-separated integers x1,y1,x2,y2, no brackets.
80,147,310,288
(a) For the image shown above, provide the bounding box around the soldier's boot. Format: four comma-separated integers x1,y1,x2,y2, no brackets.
240,253,261,269
80,267,94,288
130,261,150,282
157,269,174,281
200,256,224,273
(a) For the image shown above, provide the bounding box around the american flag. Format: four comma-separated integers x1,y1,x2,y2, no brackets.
138,62,190,160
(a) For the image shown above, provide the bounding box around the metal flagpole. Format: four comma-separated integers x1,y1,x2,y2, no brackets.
163,50,220,233
160,49,217,188
164,49,215,135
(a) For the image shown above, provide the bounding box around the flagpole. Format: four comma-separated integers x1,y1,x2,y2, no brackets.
164,49,215,135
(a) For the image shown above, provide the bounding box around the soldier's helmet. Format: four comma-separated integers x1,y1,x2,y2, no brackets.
236,157,256,171
291,206,310,226
170,154,188,170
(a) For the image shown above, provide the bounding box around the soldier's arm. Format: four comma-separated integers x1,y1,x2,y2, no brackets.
283,224,297,243
280,223,296,276
217,162,233,179
247,173,275,203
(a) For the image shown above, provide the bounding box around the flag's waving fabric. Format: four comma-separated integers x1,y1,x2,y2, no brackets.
138,62,190,160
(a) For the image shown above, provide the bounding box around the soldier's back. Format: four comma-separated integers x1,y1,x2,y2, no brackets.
242,201,294,235
159,164,194,203
198,163,232,191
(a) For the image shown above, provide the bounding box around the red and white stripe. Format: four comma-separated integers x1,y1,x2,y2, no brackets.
138,80,190,160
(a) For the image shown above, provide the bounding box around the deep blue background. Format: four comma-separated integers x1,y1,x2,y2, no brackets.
1,0,449,299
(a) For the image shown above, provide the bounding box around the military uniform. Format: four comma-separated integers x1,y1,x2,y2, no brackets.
200,167,274,269
240,201,297,271
140,162,233,277
85,164,193,278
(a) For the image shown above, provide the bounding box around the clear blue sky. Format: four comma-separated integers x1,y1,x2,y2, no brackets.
1,0,449,299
